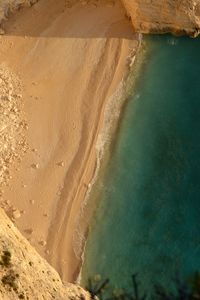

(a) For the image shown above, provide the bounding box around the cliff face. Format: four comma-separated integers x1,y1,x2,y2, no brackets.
2,0,200,37
0,208,91,300
121,0,200,37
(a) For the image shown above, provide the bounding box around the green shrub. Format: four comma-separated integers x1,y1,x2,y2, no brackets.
0,250,11,267
1,271,18,290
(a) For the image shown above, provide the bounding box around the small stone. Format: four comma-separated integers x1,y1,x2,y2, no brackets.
45,249,50,255
39,240,47,247
31,148,38,153
12,209,21,219
31,163,39,169
27,237,33,243
25,228,33,235
5,200,11,206
57,161,64,167
30,199,35,205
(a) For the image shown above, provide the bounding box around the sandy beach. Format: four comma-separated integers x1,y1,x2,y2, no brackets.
0,0,138,282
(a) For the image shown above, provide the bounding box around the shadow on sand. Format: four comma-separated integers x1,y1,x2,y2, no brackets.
2,0,136,40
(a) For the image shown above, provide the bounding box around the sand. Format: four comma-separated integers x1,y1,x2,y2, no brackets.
0,0,139,282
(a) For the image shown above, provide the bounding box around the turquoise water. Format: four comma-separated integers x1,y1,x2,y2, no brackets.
81,35,200,294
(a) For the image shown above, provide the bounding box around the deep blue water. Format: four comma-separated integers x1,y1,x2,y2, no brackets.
81,35,200,295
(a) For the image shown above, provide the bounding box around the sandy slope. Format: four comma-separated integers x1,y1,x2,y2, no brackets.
0,0,138,282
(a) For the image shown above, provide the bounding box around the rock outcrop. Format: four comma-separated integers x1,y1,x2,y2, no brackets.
2,0,200,37
0,207,91,300
122,0,200,37
0,0,38,24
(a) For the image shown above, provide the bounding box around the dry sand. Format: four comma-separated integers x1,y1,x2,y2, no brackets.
0,0,139,282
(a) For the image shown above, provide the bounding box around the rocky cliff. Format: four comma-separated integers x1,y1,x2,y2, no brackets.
1,0,200,37
0,207,91,300
0,0,38,25
122,0,200,37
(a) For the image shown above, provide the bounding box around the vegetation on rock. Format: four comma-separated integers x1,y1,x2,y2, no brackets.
86,272,200,300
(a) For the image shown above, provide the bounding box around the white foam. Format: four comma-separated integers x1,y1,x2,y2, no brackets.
73,36,143,284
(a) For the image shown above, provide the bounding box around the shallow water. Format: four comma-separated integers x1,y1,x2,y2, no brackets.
81,35,200,294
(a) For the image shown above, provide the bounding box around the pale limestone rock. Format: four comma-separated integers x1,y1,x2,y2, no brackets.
39,240,47,247
0,0,38,25
0,208,92,300
57,161,65,167
12,209,21,219
121,0,200,37
31,163,39,169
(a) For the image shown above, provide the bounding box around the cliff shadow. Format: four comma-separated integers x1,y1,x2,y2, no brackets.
2,0,135,40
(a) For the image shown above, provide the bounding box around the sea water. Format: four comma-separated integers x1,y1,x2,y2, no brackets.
81,35,200,295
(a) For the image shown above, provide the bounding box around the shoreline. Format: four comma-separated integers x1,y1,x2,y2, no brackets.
77,37,148,285
0,0,140,283
79,35,200,293
75,71,137,283
47,37,141,282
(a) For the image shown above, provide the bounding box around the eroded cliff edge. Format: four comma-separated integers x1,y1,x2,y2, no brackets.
1,0,200,37
0,207,91,300
122,0,200,37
